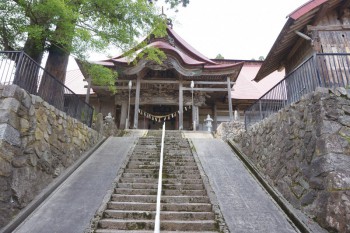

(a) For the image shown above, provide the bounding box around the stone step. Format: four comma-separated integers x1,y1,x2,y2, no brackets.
132,153,160,156
164,174,201,179
123,169,157,174
124,168,199,174
164,161,197,166
127,161,197,167
163,178,203,184
127,161,159,166
107,202,156,211
111,194,210,203
130,158,195,162
104,210,215,221
131,151,160,155
117,183,204,190
166,157,194,161
120,178,202,184
98,219,217,231
164,166,199,171
96,230,217,233
114,188,206,196
122,173,201,179
95,132,221,233
107,202,212,212
164,169,200,175
122,173,158,179
117,183,159,189
162,183,205,190
119,178,158,184
126,164,159,169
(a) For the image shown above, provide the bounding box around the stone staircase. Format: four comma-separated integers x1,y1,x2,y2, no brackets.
95,130,220,232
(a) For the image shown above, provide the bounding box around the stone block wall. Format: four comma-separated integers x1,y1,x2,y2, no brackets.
215,121,245,141
0,85,101,228
233,88,350,233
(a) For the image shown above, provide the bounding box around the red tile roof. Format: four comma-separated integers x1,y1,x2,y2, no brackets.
232,62,285,99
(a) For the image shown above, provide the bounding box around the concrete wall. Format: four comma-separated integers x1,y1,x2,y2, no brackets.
0,85,101,228
232,88,350,233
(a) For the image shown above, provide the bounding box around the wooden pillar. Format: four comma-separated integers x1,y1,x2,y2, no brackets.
227,77,234,121
133,75,141,129
120,101,127,129
179,81,183,130
194,106,199,130
213,104,218,131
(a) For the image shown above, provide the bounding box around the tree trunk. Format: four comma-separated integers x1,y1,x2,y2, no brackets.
38,45,69,111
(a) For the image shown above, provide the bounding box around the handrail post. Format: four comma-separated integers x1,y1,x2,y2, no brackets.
154,122,165,233
13,51,24,86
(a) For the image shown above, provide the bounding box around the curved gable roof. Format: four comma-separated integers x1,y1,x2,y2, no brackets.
93,26,243,78
166,27,217,65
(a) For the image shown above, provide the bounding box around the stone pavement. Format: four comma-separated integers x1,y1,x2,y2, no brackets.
12,137,136,233
190,138,299,233
182,130,214,139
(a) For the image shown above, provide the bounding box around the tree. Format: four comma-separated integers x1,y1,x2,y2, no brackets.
215,54,224,59
0,0,189,97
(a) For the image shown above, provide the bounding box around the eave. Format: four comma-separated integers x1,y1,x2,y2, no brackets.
254,0,339,82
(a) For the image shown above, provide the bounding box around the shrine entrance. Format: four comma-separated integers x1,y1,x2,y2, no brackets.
137,105,192,130
87,26,244,130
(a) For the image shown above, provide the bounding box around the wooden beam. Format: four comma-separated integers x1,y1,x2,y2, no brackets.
182,87,228,92
140,80,179,84
86,85,137,90
312,3,329,26
307,24,350,31
287,37,306,61
116,80,229,85
188,81,228,85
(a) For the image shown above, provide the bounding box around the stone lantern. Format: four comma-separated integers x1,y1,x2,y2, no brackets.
204,114,213,132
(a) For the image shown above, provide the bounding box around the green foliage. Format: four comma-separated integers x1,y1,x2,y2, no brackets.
139,46,167,64
1,0,188,92
1,0,185,57
0,1,27,50
86,64,118,93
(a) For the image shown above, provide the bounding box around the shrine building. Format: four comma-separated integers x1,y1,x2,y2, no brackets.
84,26,247,130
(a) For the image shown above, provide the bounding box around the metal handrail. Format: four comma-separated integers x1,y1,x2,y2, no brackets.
244,53,350,129
154,123,166,233
0,51,94,126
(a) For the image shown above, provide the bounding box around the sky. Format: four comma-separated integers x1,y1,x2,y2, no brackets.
165,0,307,60
68,0,308,69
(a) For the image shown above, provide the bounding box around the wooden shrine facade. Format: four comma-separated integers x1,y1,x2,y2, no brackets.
88,27,244,130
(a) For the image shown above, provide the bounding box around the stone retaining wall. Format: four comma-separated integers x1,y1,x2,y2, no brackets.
232,88,350,233
0,85,101,228
215,121,245,141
